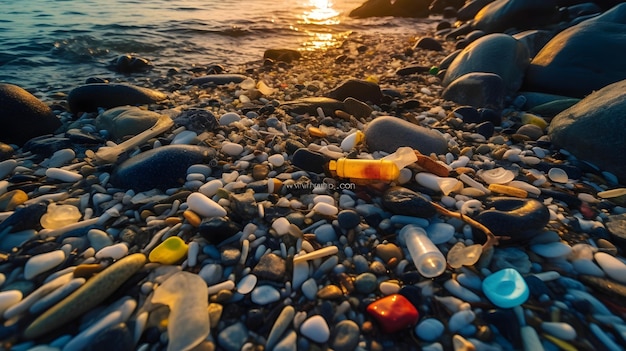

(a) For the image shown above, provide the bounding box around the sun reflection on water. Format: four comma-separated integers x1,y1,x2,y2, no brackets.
299,0,348,51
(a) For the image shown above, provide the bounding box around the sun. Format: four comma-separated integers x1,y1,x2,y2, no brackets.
303,0,340,25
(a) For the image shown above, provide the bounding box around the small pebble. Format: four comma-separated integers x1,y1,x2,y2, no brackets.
95,243,129,260
149,236,188,265
250,285,280,305
300,315,330,343
186,192,227,217
416,318,445,342
24,250,66,280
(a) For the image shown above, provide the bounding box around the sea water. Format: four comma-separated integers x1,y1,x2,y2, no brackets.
0,0,434,93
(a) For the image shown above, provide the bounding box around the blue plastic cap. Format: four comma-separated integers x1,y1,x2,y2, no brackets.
482,268,529,309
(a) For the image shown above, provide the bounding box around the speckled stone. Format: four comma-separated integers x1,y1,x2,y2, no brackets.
382,186,436,218
330,320,360,351
365,117,448,155
252,253,286,282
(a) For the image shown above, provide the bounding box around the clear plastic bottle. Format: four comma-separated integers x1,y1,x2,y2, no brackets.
328,158,400,181
399,225,446,278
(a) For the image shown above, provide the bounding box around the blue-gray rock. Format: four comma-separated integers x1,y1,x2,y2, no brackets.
96,106,162,141
354,272,377,293
364,116,448,155
474,197,550,243
524,10,626,98
0,202,47,233
331,320,360,351
0,83,61,145
442,72,505,109
190,74,248,86
67,83,167,113
548,79,626,183
349,0,430,18
442,34,530,93
382,186,436,218
337,210,361,229
280,97,344,116
328,78,383,104
110,145,217,191
217,322,248,351
473,0,560,33
529,99,580,117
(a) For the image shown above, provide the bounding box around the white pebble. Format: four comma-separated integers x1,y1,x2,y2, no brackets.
24,250,66,280
300,315,330,343
236,274,257,295
478,167,515,184
449,155,469,169
219,112,241,125
95,243,128,260
272,217,291,236
186,192,227,217
301,278,318,300
0,290,22,315
311,202,338,216
199,179,223,197
415,318,444,341
221,142,244,156
268,154,285,167
292,261,309,290
530,242,572,258
340,131,362,152
595,252,626,284
379,281,400,295
251,285,281,305
397,168,413,184
313,195,334,205
45,168,83,182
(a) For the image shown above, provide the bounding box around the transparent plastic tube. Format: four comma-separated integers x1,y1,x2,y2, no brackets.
399,225,446,278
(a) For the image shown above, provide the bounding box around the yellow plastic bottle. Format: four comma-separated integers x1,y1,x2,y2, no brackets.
328,158,400,181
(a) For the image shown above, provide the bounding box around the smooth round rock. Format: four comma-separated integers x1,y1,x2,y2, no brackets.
149,236,188,265
251,285,281,305
595,252,626,284
300,315,330,343
67,83,167,113
442,33,530,93
414,37,443,51
187,192,227,218
314,224,338,243
548,79,626,183
111,145,217,191
442,72,506,109
365,116,448,155
524,13,626,98
354,273,377,294
24,250,66,280
329,78,383,104
381,186,437,218
96,106,162,141
219,112,241,126
415,318,445,342
474,0,560,33
337,210,360,229
95,243,129,260
0,83,61,145
330,320,360,351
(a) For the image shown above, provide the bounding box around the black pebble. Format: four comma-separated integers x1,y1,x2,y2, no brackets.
291,148,329,174
198,217,242,244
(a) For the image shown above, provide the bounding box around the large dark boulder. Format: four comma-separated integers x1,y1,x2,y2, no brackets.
349,0,430,18
474,0,560,33
0,83,61,146
548,79,626,184
328,78,383,104
67,83,167,114
523,18,626,98
442,34,530,93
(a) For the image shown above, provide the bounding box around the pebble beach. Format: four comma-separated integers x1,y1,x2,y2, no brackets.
2,0,626,350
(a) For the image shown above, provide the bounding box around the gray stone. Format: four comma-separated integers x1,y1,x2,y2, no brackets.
252,253,286,282
354,272,377,293
519,91,580,110
331,320,360,351
442,72,505,109
111,145,217,191
67,83,167,113
217,322,248,351
364,116,448,155
382,186,436,218
190,74,248,86
524,18,626,98
515,124,543,140
474,0,560,33
548,79,626,183
529,99,580,117
0,83,61,146
343,97,373,118
328,78,383,104
442,34,530,93
96,106,161,141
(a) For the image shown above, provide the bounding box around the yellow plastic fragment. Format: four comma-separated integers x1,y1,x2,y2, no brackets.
149,236,188,265
597,188,626,199
308,126,327,138
488,183,528,198
520,112,548,129
183,209,202,227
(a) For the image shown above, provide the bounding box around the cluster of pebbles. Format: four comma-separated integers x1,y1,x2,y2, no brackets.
1,30,626,351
